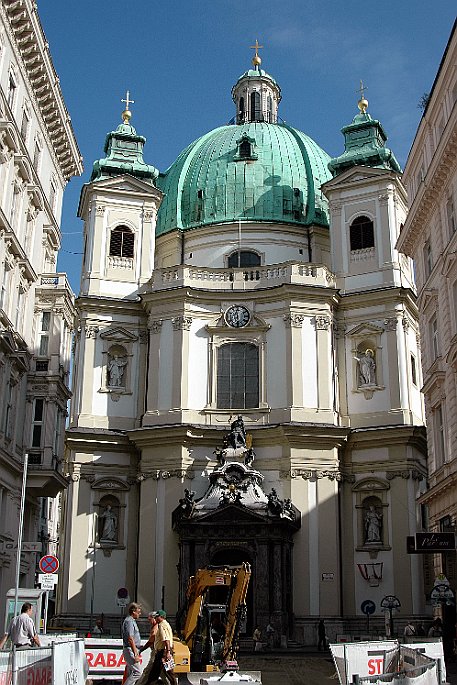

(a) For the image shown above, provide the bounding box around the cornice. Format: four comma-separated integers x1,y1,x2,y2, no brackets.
398,108,457,257
2,0,83,181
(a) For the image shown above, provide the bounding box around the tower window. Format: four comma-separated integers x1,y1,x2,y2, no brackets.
217,343,259,409
109,225,134,258
228,251,261,268
250,91,262,122
350,215,374,251
238,97,245,124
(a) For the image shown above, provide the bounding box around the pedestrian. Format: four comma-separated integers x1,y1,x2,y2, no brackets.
404,621,416,640
266,621,276,649
147,610,177,685
122,603,144,685
137,613,158,685
318,619,327,651
428,618,443,638
252,626,262,653
0,602,41,650
417,623,426,637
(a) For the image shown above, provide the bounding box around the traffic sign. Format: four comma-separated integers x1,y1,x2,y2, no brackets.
39,573,58,591
361,600,376,615
117,587,129,599
39,555,59,574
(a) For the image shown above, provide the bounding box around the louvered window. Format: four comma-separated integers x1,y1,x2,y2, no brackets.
109,225,134,258
350,215,374,251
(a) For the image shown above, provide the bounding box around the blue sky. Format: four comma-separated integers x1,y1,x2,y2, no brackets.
37,2,456,292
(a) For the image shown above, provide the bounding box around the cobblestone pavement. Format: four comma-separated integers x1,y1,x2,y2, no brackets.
238,653,336,685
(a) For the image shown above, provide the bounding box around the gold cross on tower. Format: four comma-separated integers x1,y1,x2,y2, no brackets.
250,39,263,66
121,90,135,122
357,80,369,113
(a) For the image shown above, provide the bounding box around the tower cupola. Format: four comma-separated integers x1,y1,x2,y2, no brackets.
231,41,281,124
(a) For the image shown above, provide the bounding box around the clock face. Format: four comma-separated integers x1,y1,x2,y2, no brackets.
225,305,250,328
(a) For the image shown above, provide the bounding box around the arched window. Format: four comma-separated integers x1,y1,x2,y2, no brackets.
238,97,245,124
350,215,374,251
250,91,261,122
228,251,261,268
109,225,134,258
266,95,272,123
217,343,259,409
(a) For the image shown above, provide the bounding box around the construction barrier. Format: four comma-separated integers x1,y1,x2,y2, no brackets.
0,640,86,685
330,641,442,685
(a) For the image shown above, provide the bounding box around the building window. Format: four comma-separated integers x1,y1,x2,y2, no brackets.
434,404,446,469
109,225,134,258
447,197,456,236
430,314,440,360
266,95,273,123
20,109,30,142
33,141,41,172
410,354,417,386
423,240,433,278
238,97,245,124
2,381,13,437
217,343,259,409
7,72,17,109
228,251,261,268
349,216,374,251
31,399,44,448
49,179,57,211
250,91,261,122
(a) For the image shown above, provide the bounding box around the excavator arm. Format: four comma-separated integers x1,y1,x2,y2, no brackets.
179,562,251,670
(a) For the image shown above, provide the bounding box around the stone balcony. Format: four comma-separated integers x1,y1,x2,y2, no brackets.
27,449,68,498
147,261,336,292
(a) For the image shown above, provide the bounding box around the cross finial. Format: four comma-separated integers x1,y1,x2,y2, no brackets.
357,79,369,113
250,39,263,67
121,90,135,123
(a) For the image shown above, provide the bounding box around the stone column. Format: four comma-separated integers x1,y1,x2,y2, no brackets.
172,316,192,410
315,315,332,411
284,313,304,408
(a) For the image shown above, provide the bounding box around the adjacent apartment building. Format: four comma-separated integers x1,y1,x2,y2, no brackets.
397,20,457,591
0,0,81,623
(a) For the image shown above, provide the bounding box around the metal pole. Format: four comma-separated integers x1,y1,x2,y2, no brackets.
13,453,28,618
89,512,97,634
43,591,49,634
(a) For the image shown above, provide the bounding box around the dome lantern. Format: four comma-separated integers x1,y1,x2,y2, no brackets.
231,42,281,124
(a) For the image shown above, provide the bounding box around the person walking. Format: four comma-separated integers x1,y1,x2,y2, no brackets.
122,603,144,685
318,620,327,651
0,603,41,650
252,626,262,653
147,610,176,685
404,621,416,640
137,613,158,685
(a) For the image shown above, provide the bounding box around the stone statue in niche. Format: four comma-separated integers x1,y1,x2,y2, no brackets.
100,504,117,542
107,353,128,387
354,348,376,386
364,505,382,543
228,415,246,449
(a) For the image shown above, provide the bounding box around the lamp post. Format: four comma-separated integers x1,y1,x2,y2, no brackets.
13,453,28,617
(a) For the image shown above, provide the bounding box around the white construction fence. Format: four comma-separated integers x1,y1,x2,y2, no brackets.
330,640,444,685
0,638,86,685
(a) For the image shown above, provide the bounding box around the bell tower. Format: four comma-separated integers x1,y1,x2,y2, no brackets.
231,41,281,124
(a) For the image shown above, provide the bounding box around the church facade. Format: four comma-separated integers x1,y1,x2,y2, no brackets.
60,53,428,641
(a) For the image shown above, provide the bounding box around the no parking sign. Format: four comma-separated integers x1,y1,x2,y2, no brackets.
39,555,59,574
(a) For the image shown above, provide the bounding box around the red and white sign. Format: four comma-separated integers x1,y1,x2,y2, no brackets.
39,555,59,574
215,576,225,585
85,639,150,681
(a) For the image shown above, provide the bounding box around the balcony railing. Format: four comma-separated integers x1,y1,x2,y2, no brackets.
148,262,336,292
39,273,72,289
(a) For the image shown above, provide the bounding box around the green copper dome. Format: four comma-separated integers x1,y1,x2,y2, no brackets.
156,122,332,236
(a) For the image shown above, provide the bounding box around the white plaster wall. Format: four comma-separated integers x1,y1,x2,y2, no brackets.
302,317,318,407
187,318,209,409
158,320,173,410
266,317,287,408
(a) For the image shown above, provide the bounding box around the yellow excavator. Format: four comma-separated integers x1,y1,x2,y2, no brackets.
174,562,251,673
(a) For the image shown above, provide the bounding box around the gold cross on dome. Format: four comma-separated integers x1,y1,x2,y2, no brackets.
250,39,263,59
121,90,135,111
357,80,368,100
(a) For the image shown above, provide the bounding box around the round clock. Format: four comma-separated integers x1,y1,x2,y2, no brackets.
225,305,250,328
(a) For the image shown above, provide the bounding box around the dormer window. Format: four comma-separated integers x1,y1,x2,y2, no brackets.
234,133,258,162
